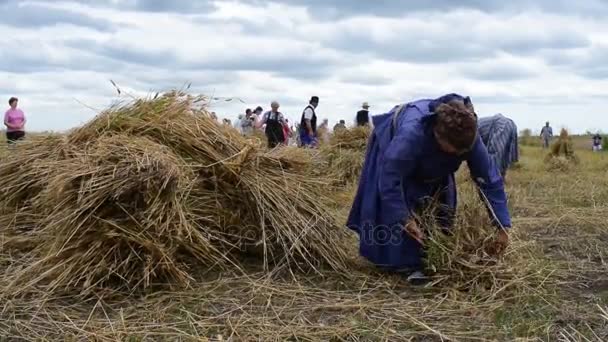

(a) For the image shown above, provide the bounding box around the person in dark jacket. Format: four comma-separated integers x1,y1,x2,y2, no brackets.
347,94,511,284
257,101,286,148
300,96,319,147
356,102,371,127
592,133,603,152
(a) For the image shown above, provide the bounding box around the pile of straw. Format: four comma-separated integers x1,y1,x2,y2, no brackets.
320,126,371,185
545,129,579,171
0,92,354,295
330,126,371,150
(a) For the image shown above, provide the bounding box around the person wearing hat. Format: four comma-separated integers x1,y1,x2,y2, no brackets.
356,102,371,127
299,96,319,147
347,94,511,284
257,101,286,148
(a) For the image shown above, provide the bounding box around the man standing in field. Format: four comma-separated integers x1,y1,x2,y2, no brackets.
540,122,553,149
356,102,371,127
477,114,519,178
299,96,319,147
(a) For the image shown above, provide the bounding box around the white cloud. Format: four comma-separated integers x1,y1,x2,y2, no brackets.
1,0,608,133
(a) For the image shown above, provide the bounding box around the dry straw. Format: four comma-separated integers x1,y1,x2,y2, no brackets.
320,126,371,185
545,129,579,171
0,92,355,295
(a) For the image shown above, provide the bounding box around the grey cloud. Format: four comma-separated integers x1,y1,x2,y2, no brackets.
237,0,608,19
1,1,114,31
228,56,337,80
338,73,394,86
131,0,215,12
70,0,216,13
320,23,588,65
496,31,590,55
0,41,125,74
470,94,518,104
322,30,491,64
65,39,176,68
130,70,239,91
67,39,339,81
541,45,608,80
39,0,608,18
576,67,608,79
462,63,537,81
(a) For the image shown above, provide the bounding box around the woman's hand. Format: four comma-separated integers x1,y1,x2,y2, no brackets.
489,229,509,256
404,220,425,244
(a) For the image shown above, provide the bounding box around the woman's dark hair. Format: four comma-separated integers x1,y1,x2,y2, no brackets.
8,97,18,106
433,100,478,151
246,108,252,114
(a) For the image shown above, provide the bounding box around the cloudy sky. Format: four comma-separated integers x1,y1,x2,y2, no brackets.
1,0,607,133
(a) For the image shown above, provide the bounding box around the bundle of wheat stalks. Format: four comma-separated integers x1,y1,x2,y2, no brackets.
0,92,354,295
320,126,371,185
421,183,552,294
545,129,579,170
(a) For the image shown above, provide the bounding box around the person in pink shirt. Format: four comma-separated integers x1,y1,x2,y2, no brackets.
4,97,26,144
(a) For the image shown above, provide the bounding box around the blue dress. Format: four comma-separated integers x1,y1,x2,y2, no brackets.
346,95,511,271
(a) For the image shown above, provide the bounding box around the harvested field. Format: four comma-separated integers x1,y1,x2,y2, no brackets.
0,95,607,341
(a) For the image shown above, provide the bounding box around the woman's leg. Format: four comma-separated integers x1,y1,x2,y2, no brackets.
6,131,16,145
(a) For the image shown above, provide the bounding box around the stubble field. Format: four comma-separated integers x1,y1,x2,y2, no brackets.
0,125,607,341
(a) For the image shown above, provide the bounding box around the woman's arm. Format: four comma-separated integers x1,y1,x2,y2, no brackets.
466,137,512,228
3,111,14,129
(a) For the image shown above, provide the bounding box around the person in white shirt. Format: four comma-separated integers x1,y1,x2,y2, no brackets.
299,96,319,147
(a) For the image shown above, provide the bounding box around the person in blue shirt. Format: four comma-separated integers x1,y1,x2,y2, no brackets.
346,94,511,284
477,113,519,178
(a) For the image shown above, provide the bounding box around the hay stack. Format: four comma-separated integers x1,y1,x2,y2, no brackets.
545,129,579,170
330,126,371,150
0,92,354,295
320,126,371,185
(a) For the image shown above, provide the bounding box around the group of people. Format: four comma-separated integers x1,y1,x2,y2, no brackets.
541,121,604,151
232,96,323,148
230,93,521,284
5,92,604,285
231,98,378,148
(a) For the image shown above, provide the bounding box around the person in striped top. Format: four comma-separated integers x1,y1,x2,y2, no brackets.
477,114,519,178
